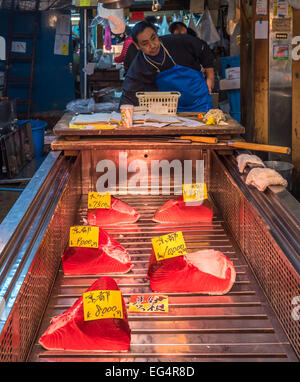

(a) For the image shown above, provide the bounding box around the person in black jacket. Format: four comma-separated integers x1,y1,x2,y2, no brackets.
120,20,214,112
168,21,197,37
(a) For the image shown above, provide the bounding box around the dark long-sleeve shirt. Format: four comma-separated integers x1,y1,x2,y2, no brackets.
120,33,215,106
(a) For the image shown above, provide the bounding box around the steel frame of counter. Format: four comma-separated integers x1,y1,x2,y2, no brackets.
0,145,299,362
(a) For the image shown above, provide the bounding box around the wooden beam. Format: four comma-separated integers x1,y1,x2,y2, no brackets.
292,9,300,197
129,0,190,12
240,0,254,141
252,0,269,145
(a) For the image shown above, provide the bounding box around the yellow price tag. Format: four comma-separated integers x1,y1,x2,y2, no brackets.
183,183,208,203
88,192,111,209
129,295,168,313
69,225,99,249
80,0,91,6
83,290,123,321
152,231,188,262
61,43,69,55
69,123,86,129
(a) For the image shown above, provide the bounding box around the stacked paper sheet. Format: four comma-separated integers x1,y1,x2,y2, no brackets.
69,112,208,129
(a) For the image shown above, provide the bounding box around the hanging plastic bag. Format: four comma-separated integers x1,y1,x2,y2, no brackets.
97,52,113,69
226,0,240,36
288,0,300,10
98,3,125,35
187,14,199,36
104,25,112,51
66,98,95,114
90,4,109,29
158,15,170,35
198,8,220,45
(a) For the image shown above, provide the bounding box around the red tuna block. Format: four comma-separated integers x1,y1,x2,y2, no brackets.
152,196,213,224
62,227,133,275
147,249,236,295
87,197,140,226
39,276,131,352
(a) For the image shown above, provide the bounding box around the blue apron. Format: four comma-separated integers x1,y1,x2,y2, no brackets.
144,43,213,112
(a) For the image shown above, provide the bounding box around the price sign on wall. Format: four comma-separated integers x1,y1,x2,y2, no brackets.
83,290,123,321
80,0,91,6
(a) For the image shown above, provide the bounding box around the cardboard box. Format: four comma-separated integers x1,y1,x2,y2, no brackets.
219,78,240,90
225,67,240,80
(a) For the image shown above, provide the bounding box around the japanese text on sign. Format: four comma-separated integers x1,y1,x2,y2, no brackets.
183,183,207,203
152,231,188,261
129,295,168,313
83,290,123,321
69,226,99,249
88,192,111,209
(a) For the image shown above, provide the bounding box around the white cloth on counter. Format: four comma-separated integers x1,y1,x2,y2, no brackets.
110,111,181,125
71,113,111,124
143,113,181,124
176,117,206,127
70,112,210,128
236,154,265,173
133,122,171,128
245,168,288,192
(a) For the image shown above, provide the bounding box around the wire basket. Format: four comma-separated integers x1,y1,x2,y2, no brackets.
136,91,181,115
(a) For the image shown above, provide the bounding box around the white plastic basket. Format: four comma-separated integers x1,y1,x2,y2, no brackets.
136,91,181,115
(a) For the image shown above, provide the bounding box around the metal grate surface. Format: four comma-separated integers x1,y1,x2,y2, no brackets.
28,194,298,362
209,151,300,360
0,156,81,362
0,317,14,362
243,199,300,359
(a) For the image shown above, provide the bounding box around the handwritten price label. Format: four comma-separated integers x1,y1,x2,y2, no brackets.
88,192,111,209
183,183,207,203
152,231,188,262
69,226,99,249
83,290,123,321
129,295,168,313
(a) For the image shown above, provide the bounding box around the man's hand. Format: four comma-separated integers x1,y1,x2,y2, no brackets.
204,68,214,94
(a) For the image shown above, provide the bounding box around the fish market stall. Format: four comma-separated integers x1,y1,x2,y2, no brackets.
0,109,299,363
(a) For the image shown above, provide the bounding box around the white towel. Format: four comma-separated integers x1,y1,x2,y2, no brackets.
245,168,287,192
236,154,265,173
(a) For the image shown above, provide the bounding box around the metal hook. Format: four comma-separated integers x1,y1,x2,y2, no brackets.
152,0,161,12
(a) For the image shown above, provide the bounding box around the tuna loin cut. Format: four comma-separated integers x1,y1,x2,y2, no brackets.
62,228,133,275
152,196,213,224
88,197,140,226
147,249,236,294
39,276,131,352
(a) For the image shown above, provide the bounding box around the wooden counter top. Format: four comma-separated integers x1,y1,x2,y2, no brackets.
53,112,245,138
